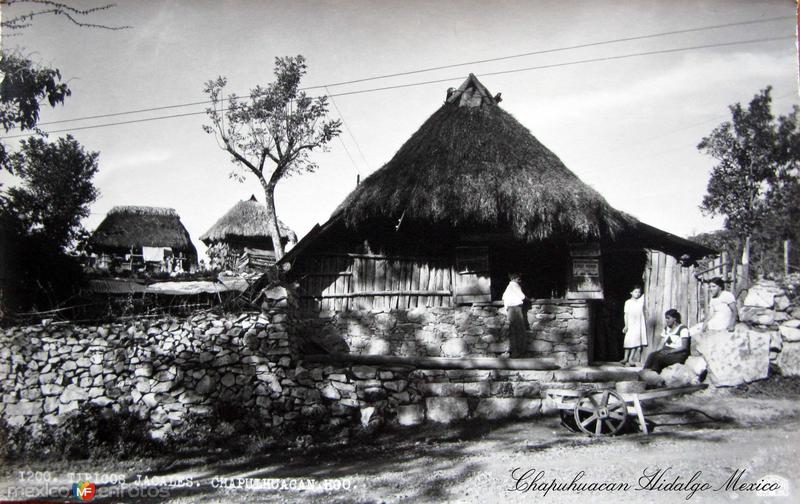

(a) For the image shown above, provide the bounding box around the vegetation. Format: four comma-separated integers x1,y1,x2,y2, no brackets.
697,87,800,280
202,55,341,260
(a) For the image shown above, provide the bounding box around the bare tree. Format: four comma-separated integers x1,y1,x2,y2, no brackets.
203,55,341,260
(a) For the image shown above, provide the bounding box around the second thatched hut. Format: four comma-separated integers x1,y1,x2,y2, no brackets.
200,195,297,270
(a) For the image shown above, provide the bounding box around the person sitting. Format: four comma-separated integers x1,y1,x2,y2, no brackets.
702,277,737,332
643,309,690,373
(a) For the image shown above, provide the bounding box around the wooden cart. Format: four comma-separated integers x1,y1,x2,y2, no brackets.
545,384,710,436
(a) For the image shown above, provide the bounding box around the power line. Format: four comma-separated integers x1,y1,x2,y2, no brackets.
0,35,792,140
30,15,793,128
326,86,367,173
320,15,793,88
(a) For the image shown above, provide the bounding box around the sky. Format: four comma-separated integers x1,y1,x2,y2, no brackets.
1,0,798,259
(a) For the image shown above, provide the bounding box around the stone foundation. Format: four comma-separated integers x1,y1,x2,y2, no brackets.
298,300,590,368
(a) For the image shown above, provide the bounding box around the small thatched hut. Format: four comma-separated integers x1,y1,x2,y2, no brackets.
200,195,297,268
90,206,197,270
281,75,714,366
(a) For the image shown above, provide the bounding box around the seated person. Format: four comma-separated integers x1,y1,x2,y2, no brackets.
703,277,737,332
643,309,690,373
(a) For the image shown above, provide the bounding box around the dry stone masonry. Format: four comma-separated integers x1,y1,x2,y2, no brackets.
299,300,590,368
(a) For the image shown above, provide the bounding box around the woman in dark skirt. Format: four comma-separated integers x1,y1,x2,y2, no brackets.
644,309,690,373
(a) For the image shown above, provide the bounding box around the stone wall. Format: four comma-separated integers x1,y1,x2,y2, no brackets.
0,296,598,447
738,279,800,377
297,300,590,368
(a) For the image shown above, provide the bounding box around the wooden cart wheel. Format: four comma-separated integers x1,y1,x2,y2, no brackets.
573,389,627,436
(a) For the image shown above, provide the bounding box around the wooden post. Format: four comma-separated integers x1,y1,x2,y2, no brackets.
785,239,791,277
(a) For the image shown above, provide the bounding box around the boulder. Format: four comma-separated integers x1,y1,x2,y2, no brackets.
774,295,791,312
397,404,424,426
441,338,468,357
684,356,708,377
743,283,782,308
777,341,800,377
691,325,769,386
425,397,468,423
660,363,701,387
779,325,800,342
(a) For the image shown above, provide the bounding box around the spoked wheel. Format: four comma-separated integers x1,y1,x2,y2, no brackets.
573,389,627,436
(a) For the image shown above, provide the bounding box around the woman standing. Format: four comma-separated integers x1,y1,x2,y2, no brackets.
622,285,647,366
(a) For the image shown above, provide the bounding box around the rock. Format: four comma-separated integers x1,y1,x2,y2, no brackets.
59,401,79,415
425,397,468,423
397,404,424,426
684,356,708,377
321,384,341,400
473,398,542,419
360,406,376,427
774,295,791,312
134,365,153,378
692,326,769,386
660,363,700,387
195,375,214,395
59,385,87,403
365,339,391,355
744,284,778,308
777,341,800,377
442,338,468,357
142,393,158,408
783,319,800,329
351,365,377,379
638,369,665,388
738,306,770,323
90,396,113,407
41,384,63,396
779,325,800,342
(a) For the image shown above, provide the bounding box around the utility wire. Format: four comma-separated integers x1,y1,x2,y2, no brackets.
0,35,793,140
326,86,367,173
30,15,793,128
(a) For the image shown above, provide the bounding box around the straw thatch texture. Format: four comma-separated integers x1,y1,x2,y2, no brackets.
199,196,297,248
338,75,635,242
90,206,197,257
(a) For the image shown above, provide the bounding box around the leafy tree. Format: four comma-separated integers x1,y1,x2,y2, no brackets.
203,55,341,260
697,87,799,283
2,135,99,249
0,52,71,167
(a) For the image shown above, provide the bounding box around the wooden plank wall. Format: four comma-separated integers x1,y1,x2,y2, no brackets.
297,253,454,312
643,250,703,358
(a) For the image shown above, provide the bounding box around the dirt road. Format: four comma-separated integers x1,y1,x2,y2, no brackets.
1,390,798,503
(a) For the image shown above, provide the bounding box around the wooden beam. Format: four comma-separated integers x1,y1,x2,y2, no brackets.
304,353,560,370
299,290,452,299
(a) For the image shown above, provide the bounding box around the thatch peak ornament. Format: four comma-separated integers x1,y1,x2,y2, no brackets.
446,74,497,108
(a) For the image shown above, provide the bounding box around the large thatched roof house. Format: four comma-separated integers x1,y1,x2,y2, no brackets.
200,195,297,251
90,206,197,266
281,75,714,365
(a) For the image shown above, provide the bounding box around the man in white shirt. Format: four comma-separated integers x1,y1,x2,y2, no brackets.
503,273,527,358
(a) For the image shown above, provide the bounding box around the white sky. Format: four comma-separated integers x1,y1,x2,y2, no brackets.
1,0,798,259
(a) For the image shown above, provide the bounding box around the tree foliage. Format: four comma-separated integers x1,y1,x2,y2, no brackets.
2,135,99,249
697,87,800,277
203,55,341,259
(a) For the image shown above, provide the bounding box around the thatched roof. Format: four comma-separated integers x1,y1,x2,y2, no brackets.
199,195,297,247
337,74,635,241
90,206,197,256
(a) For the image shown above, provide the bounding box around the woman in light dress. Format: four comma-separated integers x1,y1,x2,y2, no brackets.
622,285,647,367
